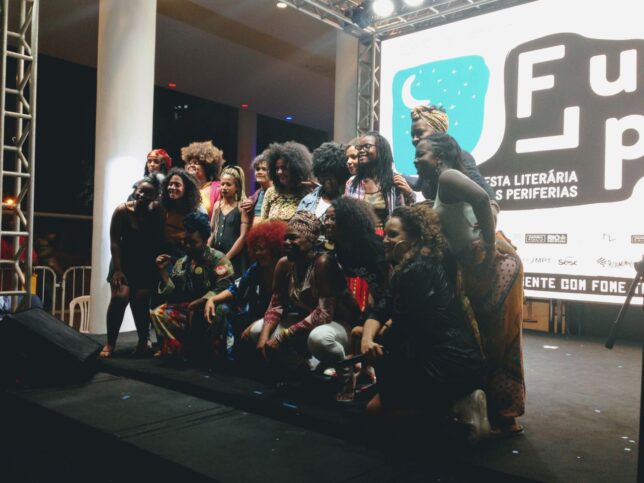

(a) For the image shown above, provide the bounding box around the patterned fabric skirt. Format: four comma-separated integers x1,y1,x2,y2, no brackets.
462,231,526,423
149,302,233,362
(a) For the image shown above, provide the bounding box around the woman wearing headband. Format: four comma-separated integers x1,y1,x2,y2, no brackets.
248,211,360,377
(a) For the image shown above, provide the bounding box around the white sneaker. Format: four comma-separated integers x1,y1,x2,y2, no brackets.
450,389,492,445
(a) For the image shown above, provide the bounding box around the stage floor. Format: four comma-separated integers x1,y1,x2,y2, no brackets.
1,330,640,482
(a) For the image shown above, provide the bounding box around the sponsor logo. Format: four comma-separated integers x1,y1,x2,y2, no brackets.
596,257,634,268
525,233,568,244
558,257,577,266
631,235,644,244
528,257,551,264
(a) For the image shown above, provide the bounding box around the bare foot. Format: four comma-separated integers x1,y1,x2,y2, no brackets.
99,344,114,359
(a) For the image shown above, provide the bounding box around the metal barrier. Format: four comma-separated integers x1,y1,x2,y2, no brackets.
60,266,91,322
33,265,58,316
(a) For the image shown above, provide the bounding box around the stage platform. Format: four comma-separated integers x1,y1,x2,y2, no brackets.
0,331,640,482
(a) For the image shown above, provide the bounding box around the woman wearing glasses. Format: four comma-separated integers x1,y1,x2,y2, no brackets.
345,132,414,233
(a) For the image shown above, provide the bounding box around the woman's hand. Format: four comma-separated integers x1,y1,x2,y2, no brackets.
361,337,384,362
110,271,127,290
265,336,282,352
393,174,413,195
240,198,253,213
155,254,172,271
240,325,252,341
188,298,206,312
204,298,217,324
256,332,269,361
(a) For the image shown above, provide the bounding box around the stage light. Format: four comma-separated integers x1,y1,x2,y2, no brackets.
404,0,424,6
285,115,294,121
241,103,249,109
3,197,16,207
276,2,287,8
372,0,395,17
167,82,177,88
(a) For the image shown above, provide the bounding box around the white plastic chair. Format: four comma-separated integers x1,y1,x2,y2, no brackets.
68,295,91,333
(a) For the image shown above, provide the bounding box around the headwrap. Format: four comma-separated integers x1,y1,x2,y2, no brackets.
411,105,449,134
288,211,322,244
148,148,172,171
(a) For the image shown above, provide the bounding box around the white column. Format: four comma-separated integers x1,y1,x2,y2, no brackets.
89,0,157,333
237,109,258,195
333,31,359,143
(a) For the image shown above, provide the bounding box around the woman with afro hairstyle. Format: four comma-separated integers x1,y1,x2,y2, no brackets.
204,220,287,338
181,140,225,218
161,168,202,258
361,204,488,442
297,142,350,220
260,141,313,222
344,132,414,232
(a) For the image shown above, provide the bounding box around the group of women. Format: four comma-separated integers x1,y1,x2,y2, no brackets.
101,104,525,442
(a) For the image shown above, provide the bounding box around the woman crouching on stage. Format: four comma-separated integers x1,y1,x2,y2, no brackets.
361,204,488,438
248,211,360,378
150,212,235,362
203,220,287,339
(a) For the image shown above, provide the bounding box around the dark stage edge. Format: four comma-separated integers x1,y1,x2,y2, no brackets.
1,331,640,482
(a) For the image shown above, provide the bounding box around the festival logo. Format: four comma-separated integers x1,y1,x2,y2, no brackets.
391,33,644,210
480,33,644,210
391,56,489,175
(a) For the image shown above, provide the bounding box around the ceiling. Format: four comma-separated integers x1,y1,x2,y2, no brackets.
38,0,339,133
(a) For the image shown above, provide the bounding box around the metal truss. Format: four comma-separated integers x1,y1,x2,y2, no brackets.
356,35,380,135
282,0,532,135
0,0,38,307
281,0,532,40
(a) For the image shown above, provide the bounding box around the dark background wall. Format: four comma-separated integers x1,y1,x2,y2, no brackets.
30,54,329,263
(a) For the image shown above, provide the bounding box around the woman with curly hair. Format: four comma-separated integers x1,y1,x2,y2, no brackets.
414,133,525,435
151,212,235,361
209,165,249,276
204,220,287,337
345,132,414,232
324,197,387,311
361,204,488,439
260,141,313,222
161,168,202,257
181,140,225,218
298,142,350,220
100,176,164,358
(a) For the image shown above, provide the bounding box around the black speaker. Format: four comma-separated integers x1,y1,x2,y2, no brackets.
0,308,102,384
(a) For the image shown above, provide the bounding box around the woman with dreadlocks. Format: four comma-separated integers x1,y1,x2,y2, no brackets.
344,132,414,233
